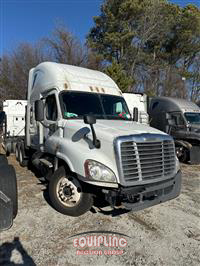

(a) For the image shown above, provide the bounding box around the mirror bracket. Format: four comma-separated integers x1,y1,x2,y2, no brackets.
84,115,101,149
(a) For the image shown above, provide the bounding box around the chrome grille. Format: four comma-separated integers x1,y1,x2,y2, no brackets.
120,140,176,184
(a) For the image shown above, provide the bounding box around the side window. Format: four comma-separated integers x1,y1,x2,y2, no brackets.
171,113,185,126
114,102,123,114
152,102,159,110
45,95,58,121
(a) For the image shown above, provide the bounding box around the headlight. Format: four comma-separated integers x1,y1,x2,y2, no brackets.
84,160,117,183
175,156,180,172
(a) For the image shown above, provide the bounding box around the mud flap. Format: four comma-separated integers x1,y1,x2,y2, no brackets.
0,191,13,231
190,146,200,164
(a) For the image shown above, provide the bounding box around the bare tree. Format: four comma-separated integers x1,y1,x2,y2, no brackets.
43,26,88,66
190,54,200,102
0,25,104,101
0,42,48,99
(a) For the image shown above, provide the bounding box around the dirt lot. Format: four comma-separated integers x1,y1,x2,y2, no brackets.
0,155,200,266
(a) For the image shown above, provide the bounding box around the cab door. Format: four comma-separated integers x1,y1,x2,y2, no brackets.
44,93,59,142
170,112,186,137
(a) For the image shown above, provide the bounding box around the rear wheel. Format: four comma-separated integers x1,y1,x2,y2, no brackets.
19,143,28,167
4,142,11,156
0,164,18,218
15,143,19,162
49,166,93,216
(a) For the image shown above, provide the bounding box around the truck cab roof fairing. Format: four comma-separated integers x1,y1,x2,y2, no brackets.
150,97,200,113
28,62,122,103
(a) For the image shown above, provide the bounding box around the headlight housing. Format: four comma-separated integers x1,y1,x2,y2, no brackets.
84,160,117,183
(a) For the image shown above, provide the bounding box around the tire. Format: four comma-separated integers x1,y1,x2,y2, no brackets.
6,150,10,157
5,142,11,157
179,147,190,163
19,143,28,167
15,143,19,162
0,164,18,218
0,154,8,166
49,166,93,216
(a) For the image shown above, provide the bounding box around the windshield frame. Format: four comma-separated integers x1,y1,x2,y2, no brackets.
184,112,200,125
59,91,132,121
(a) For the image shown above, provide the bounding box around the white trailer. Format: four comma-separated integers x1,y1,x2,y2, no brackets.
1,100,27,155
15,62,181,216
123,93,149,125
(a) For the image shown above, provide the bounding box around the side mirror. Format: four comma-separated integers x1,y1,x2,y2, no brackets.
166,112,175,126
166,113,171,120
35,100,44,122
84,115,96,125
133,107,139,122
168,119,176,126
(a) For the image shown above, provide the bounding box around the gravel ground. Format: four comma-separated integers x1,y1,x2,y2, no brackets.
0,155,200,266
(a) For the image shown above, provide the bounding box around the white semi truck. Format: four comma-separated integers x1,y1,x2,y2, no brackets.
15,62,181,216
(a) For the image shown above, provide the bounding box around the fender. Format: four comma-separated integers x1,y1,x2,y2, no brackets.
56,151,75,173
175,140,192,150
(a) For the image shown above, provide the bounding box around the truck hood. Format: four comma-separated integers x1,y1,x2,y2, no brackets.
64,119,168,143
94,120,166,136
189,124,200,134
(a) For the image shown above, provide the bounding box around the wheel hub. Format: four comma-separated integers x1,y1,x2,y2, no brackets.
63,186,72,197
56,176,81,207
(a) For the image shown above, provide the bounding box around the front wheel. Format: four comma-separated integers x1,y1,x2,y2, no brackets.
49,167,93,216
178,147,190,163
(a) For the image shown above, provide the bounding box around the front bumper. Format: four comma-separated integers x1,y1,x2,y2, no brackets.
104,170,182,211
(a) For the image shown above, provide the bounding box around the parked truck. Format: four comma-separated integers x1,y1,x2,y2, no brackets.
1,100,27,156
15,62,181,216
149,97,200,164
123,93,149,125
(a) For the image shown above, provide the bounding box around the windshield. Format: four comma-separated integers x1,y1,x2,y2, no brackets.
60,92,131,120
184,112,200,125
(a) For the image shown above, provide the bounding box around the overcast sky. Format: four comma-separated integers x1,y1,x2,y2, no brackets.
1,0,199,56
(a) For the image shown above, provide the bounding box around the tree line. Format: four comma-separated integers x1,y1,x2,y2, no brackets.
0,0,200,101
